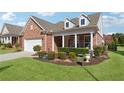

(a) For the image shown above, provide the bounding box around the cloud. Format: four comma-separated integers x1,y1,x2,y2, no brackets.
37,12,55,16
1,12,15,21
107,32,116,35
103,15,124,27
110,12,124,17
17,21,26,26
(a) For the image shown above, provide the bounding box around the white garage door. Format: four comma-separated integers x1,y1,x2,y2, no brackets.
24,39,42,52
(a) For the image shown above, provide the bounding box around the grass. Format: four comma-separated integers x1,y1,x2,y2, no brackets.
0,48,18,54
0,47,123,80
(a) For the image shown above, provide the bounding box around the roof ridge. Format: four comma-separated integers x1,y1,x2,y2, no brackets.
31,16,55,25
4,23,23,28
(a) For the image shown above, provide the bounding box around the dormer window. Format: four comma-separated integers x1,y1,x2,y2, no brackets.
66,22,69,28
81,19,85,25
79,14,90,27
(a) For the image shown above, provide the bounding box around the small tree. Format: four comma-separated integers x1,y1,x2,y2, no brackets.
15,42,19,49
33,45,41,52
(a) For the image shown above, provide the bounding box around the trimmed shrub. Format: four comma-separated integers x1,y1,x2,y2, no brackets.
58,47,88,56
0,45,6,50
33,45,41,52
5,43,12,48
38,51,46,58
0,42,3,47
58,52,67,59
47,52,56,60
68,52,76,59
16,48,22,52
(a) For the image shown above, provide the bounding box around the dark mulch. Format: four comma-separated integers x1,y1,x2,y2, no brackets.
34,53,109,66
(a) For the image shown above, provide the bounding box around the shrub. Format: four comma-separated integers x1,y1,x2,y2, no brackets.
47,52,56,60
108,41,117,51
15,42,19,49
58,47,88,56
38,51,46,58
33,45,41,52
16,48,22,52
5,43,12,48
58,52,67,59
68,52,76,59
94,46,104,56
0,42,3,47
0,45,6,50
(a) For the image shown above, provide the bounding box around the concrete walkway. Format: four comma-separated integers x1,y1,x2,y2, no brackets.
0,51,34,62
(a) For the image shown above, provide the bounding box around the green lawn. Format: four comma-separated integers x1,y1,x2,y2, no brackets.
0,48,124,80
0,48,18,54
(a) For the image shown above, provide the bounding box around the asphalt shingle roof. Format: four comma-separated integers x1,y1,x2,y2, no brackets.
31,12,101,33
2,23,23,35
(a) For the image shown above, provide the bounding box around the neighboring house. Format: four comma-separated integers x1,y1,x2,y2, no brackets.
0,23,23,46
21,12,104,52
104,34,113,44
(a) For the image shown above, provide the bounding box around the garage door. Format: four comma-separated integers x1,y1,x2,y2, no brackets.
24,39,42,52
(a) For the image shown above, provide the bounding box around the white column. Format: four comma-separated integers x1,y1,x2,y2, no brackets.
10,36,12,44
75,34,77,48
62,35,65,48
52,35,54,51
90,32,93,50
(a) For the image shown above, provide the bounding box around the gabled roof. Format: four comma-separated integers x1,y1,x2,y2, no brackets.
54,12,101,32
1,23,23,35
31,16,62,32
56,12,100,28
23,13,101,34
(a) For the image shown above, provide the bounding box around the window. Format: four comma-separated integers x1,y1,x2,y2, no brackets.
84,35,90,48
81,19,85,25
66,22,69,28
30,25,33,30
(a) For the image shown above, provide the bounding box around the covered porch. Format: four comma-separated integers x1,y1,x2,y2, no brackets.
53,32,94,51
0,35,19,45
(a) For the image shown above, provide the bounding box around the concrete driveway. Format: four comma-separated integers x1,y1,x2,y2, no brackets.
0,51,34,62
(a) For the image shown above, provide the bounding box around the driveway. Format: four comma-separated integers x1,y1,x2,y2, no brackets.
0,51,34,62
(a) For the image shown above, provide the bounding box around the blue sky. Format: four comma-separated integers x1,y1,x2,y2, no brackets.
0,12,124,34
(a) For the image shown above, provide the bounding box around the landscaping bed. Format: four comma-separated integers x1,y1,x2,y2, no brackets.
34,52,108,66
33,46,108,66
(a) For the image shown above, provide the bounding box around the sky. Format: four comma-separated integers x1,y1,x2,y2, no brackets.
0,12,124,35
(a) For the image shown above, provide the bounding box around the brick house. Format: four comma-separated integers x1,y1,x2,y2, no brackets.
20,12,104,52
0,23,23,46
104,34,113,44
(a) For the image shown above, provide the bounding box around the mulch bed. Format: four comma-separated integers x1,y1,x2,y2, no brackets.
34,53,109,66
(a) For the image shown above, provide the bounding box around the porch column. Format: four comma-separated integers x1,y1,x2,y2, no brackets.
10,36,12,44
62,35,65,48
52,35,54,51
90,32,93,50
75,34,77,48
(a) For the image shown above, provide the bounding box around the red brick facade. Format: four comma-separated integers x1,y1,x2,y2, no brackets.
93,32,104,46
21,17,104,52
22,18,52,52
103,35,113,44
